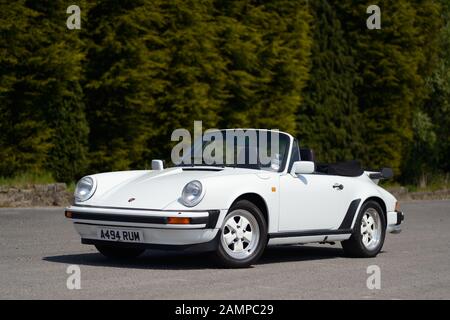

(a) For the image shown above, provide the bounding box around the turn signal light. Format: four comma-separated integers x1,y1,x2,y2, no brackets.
395,201,400,212
65,211,72,218
167,217,191,224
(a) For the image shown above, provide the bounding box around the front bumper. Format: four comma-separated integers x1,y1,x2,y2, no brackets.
80,232,221,252
386,210,404,234
65,205,225,250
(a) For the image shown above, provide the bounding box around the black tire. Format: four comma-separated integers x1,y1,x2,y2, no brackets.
95,244,145,260
342,201,386,258
213,200,267,268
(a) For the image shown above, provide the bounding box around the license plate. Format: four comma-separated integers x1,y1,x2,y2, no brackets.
97,227,143,243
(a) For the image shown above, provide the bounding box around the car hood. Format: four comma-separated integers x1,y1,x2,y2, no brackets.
85,167,260,210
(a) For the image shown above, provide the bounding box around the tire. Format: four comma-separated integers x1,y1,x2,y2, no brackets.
213,200,268,268
95,244,145,260
342,200,386,258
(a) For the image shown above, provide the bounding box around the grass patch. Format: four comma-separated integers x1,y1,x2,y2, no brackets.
382,173,450,192
0,172,56,187
66,181,76,193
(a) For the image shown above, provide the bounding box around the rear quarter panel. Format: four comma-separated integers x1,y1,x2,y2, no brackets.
349,175,397,229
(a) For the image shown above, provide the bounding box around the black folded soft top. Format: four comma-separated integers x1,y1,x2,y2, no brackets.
315,160,364,177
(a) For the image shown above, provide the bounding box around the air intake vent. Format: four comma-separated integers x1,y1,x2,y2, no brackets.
182,167,223,172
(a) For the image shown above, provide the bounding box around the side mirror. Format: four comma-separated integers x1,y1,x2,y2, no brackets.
151,159,164,171
291,161,315,176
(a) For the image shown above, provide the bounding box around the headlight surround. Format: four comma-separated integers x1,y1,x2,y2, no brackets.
180,180,204,207
74,176,97,202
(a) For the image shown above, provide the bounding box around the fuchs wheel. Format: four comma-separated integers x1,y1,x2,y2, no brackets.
342,201,386,258
214,200,267,268
95,245,145,259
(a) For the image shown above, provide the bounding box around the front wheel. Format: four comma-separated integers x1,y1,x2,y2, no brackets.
95,244,145,260
213,200,267,268
341,201,386,257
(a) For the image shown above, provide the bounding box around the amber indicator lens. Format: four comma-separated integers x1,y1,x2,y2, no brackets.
167,217,191,224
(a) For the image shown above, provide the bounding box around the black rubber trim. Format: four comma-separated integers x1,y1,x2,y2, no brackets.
68,210,220,228
182,168,223,172
368,168,393,180
338,198,361,229
70,211,167,224
268,229,352,239
206,210,220,228
396,211,404,225
82,231,221,253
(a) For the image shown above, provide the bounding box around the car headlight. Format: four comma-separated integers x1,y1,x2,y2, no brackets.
180,180,204,207
74,176,97,202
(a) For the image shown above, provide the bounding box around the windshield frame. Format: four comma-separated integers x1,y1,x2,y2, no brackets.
174,129,293,173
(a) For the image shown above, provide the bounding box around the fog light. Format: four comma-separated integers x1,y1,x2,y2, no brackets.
167,217,191,224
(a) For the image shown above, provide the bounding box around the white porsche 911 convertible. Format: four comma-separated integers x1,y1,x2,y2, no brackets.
65,129,404,267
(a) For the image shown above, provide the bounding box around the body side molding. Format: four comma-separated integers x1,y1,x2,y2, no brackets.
268,228,352,239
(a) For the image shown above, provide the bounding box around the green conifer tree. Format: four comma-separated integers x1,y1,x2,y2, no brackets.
298,0,362,163
410,0,450,181
216,0,312,134
332,0,442,174
0,1,89,182
147,0,228,161
84,0,165,171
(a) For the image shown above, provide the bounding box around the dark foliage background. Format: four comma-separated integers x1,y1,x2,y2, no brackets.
0,0,448,185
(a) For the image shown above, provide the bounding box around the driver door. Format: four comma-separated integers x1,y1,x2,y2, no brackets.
279,173,354,231
278,140,355,232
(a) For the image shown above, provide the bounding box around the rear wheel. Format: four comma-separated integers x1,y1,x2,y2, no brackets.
213,200,267,268
95,244,145,259
342,201,386,257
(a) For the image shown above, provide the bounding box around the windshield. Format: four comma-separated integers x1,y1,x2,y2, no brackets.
176,130,290,172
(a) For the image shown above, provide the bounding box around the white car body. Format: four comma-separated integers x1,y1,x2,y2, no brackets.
65,129,403,259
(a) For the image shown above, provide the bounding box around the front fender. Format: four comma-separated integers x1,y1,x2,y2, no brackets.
163,173,279,233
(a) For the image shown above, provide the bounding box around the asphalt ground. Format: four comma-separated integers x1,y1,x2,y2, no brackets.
0,200,449,299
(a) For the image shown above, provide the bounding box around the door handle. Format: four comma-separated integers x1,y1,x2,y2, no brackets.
333,183,344,190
